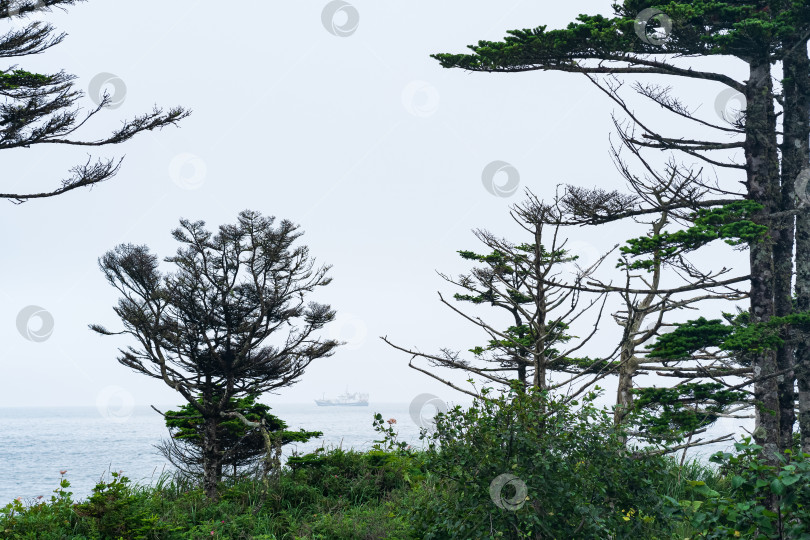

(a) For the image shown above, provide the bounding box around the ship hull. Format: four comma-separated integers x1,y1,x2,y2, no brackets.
314,400,368,407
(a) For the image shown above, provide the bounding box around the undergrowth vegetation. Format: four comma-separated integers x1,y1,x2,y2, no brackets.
3,391,809,539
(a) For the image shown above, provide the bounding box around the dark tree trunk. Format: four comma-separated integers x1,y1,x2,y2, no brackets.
746,55,782,456
783,41,810,453
773,44,810,452
202,416,222,499
517,360,526,389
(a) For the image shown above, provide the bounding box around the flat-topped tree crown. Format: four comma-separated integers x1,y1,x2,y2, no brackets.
433,1,803,74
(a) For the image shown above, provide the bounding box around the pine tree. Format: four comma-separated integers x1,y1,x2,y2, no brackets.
432,0,810,455
0,0,188,202
92,210,339,499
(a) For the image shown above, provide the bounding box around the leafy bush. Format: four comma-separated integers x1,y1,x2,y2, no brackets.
407,387,671,539
0,471,76,538
666,439,810,538
72,471,181,539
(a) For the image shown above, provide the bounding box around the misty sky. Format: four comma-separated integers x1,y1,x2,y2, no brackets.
1,1,753,418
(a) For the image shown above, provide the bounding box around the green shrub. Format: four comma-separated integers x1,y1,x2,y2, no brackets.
665,439,810,538
72,471,182,539
408,387,671,539
0,471,79,539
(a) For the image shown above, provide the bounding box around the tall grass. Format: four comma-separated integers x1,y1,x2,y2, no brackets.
0,448,733,540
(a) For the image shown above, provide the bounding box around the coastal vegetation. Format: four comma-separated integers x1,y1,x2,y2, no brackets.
4,390,810,538
5,0,810,537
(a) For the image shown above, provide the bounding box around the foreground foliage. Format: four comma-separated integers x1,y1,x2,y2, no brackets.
666,440,810,539
410,388,672,538
0,450,416,540
5,394,810,539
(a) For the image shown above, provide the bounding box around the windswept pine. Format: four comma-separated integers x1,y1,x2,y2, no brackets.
91,210,339,499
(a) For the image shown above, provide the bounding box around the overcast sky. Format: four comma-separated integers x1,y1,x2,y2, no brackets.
1,1,753,417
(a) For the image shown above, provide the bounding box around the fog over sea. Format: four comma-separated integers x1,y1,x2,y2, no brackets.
0,402,747,504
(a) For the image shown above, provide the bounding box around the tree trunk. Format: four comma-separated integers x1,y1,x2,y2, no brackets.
202,416,222,499
517,359,527,390
783,40,810,453
614,224,662,444
746,55,782,457
773,44,810,452
614,348,637,444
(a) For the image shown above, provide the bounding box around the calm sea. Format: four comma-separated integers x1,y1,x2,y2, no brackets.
0,403,743,504
0,403,424,504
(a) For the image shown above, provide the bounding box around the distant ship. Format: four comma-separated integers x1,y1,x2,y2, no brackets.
315,390,369,407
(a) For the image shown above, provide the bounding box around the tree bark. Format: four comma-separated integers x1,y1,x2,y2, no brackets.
615,348,638,440
746,55,782,457
783,40,810,453
774,45,806,452
202,416,222,499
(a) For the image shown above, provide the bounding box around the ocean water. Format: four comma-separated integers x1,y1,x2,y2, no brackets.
0,402,744,505
0,403,424,504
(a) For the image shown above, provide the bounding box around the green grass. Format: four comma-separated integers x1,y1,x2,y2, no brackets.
0,449,728,540
0,448,419,540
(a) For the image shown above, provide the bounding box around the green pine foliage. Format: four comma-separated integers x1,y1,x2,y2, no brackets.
432,2,810,72
163,395,321,478
619,201,767,271
0,69,51,90
643,317,735,361
631,383,749,439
